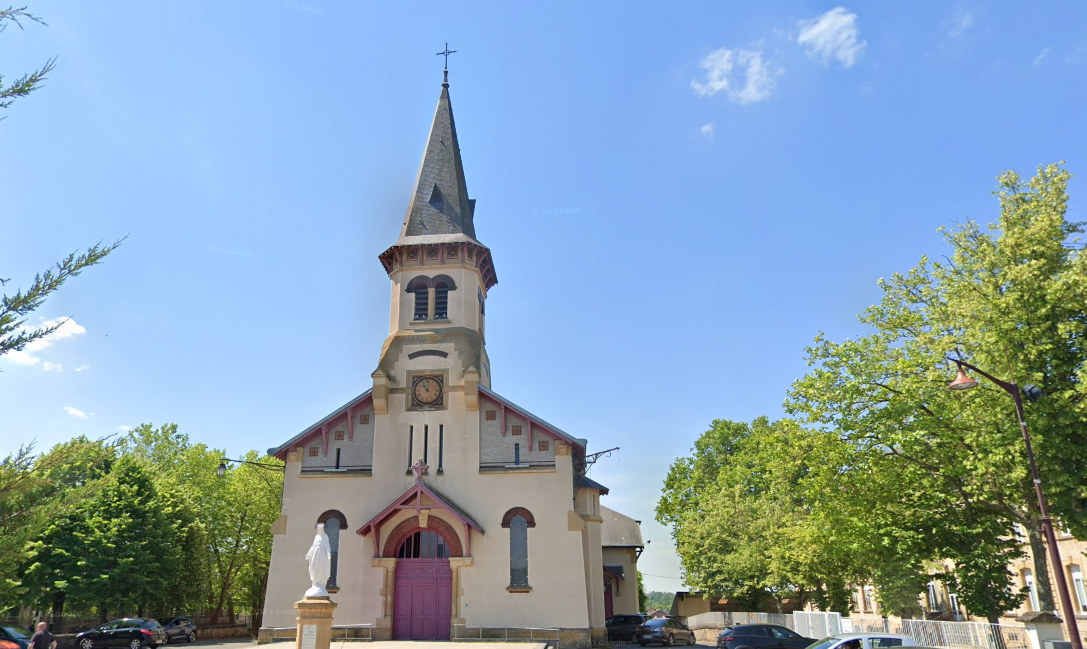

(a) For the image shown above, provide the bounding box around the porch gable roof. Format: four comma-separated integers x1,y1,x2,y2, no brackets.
356,479,484,537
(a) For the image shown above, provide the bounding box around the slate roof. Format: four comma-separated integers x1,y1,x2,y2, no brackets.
398,83,479,246
600,504,644,547
575,474,610,495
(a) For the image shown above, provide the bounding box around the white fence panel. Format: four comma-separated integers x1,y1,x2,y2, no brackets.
793,612,843,639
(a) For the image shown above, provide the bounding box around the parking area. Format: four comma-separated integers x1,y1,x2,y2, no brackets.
186,639,716,649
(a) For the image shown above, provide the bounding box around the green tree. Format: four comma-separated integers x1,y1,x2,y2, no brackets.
0,5,56,115
786,162,1083,618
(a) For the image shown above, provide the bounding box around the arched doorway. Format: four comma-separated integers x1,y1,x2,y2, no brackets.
393,529,453,640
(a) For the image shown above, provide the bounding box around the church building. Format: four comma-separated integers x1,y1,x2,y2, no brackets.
258,72,643,645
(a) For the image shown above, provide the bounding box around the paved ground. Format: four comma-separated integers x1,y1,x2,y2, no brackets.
189,638,715,649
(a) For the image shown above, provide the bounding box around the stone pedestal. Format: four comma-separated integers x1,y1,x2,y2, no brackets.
1017,611,1068,649
295,596,337,649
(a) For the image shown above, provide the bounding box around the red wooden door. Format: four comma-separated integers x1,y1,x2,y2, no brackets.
394,559,452,640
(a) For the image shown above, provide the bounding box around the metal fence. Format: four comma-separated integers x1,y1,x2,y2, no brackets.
686,610,1033,649
264,625,373,643
453,624,561,642
687,612,795,630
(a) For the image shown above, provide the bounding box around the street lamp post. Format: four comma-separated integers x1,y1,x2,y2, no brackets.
947,358,1082,649
217,457,285,477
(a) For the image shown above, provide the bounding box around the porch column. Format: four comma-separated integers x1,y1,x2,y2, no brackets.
372,558,397,641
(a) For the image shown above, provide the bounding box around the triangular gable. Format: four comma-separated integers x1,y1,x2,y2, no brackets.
267,389,373,460
478,384,585,450
356,480,484,538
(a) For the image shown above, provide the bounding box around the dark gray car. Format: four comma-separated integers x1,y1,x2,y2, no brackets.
159,619,197,644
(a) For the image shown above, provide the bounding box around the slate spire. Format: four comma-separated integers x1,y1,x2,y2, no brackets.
398,82,479,244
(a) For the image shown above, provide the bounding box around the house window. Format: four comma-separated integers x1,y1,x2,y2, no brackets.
413,286,429,320
509,515,529,588
538,441,549,452
423,425,429,465
1072,566,1087,613
926,582,939,611
1024,569,1039,612
335,448,341,469
514,443,520,465
407,426,414,470
434,281,449,319
317,511,347,590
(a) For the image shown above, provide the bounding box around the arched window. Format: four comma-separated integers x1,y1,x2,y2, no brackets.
434,281,449,320
396,530,448,558
317,510,347,589
509,515,529,588
413,285,429,321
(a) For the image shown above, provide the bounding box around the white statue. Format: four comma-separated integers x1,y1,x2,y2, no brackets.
304,523,332,598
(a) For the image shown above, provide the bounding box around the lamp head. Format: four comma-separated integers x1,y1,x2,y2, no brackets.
1021,384,1043,402
217,461,227,478
948,367,979,391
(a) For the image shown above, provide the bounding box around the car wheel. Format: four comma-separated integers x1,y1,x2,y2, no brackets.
187,633,196,644
689,636,696,646
639,643,648,647
80,639,94,649
130,638,144,649
666,635,675,647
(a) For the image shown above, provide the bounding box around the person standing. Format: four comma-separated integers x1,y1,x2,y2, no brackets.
29,623,56,649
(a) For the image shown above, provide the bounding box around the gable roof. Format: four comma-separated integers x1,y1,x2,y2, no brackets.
601,505,643,547
478,384,586,450
356,479,484,537
267,389,372,460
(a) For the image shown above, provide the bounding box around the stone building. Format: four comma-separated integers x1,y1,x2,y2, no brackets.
258,74,642,644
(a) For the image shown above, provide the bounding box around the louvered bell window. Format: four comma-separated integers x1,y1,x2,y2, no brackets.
434,281,449,320
413,286,428,320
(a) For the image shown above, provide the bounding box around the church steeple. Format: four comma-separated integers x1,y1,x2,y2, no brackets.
397,82,477,244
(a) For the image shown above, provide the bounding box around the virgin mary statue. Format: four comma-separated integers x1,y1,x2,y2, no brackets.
304,523,332,597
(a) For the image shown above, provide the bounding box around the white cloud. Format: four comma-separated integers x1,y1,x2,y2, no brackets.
116,425,132,433
691,48,780,104
1034,47,1051,65
5,350,40,366
797,7,866,69
700,123,715,138
64,406,89,420
75,364,91,372
0,317,87,369
947,10,975,38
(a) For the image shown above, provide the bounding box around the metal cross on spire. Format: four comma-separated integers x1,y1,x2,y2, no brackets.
436,41,457,85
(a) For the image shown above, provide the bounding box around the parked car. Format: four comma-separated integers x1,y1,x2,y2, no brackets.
0,628,29,649
635,618,696,647
159,619,197,644
805,633,918,649
717,624,817,649
76,619,167,649
608,614,651,642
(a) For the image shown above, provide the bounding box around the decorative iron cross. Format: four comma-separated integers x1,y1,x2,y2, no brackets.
411,459,429,481
436,42,457,69
437,42,457,84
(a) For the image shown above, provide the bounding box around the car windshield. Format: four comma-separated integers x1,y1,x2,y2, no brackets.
2,629,27,640
807,638,844,649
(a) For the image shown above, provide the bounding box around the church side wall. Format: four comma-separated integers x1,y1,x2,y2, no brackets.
603,547,641,616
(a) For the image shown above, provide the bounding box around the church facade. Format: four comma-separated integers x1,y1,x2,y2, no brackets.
258,76,642,645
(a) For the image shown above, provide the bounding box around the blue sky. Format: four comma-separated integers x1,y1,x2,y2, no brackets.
2,2,1085,593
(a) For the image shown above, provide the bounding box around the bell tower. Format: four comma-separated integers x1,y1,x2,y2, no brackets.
373,76,497,413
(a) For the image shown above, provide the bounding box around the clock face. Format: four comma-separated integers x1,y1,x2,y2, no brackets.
412,375,443,406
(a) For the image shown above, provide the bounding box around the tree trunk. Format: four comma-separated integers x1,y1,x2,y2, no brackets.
51,592,65,634
1026,519,1057,612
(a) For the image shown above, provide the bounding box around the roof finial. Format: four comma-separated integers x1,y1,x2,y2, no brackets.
436,41,457,87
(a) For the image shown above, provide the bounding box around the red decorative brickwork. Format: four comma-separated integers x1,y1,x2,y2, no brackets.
500,507,536,528
539,441,549,451
318,509,348,528
486,410,496,421
382,515,463,558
